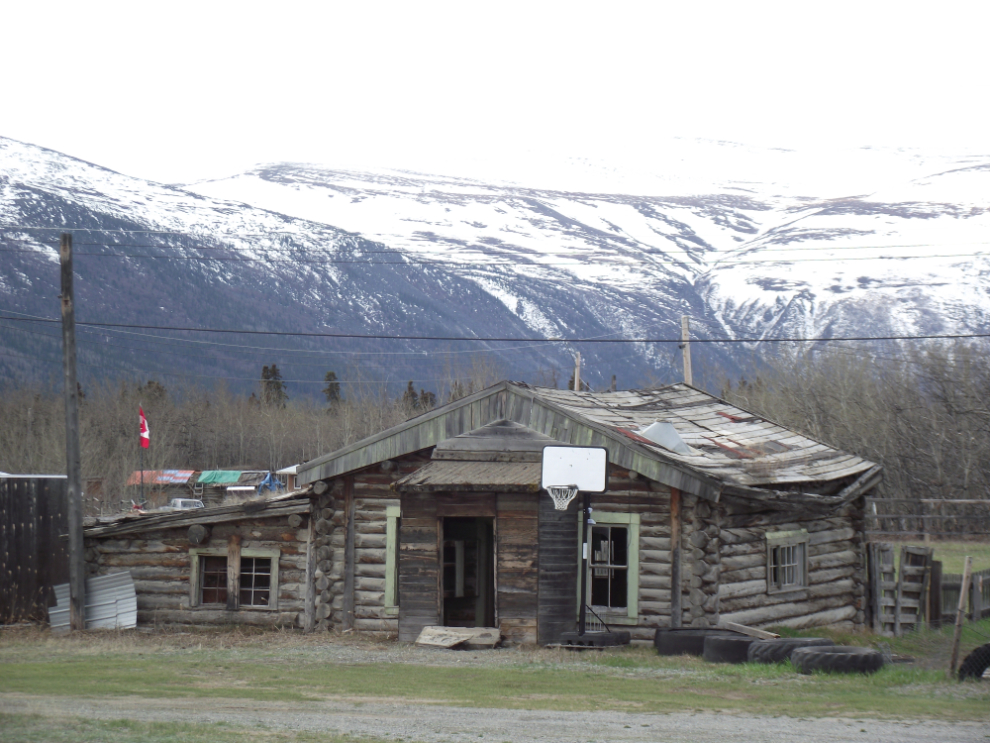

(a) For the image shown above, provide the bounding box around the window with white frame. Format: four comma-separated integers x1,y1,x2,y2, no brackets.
766,529,808,593
189,547,280,610
577,511,640,623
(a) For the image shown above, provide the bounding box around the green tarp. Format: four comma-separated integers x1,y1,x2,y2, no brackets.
197,470,242,484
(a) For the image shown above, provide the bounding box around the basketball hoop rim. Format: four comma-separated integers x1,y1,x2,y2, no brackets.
546,484,579,511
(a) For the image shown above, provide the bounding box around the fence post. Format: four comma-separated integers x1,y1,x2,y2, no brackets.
949,557,973,679
973,574,984,623
929,560,943,629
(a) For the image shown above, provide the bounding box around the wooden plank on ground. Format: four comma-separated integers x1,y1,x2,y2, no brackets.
414,626,501,648
719,621,779,639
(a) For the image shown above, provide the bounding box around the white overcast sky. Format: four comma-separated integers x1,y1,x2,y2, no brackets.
3,1,989,185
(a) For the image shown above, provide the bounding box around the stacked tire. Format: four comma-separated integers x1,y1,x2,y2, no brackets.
702,634,757,663
654,628,739,657
747,637,834,664
791,646,885,675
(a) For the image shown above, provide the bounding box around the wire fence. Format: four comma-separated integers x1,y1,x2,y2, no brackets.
865,497,990,537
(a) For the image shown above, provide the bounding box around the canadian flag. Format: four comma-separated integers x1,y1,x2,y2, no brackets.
139,406,150,449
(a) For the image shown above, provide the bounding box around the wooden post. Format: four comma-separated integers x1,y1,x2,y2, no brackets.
929,560,943,629
948,556,972,679
226,534,241,611
972,574,984,622
59,233,85,632
574,352,581,392
670,487,682,627
680,316,692,387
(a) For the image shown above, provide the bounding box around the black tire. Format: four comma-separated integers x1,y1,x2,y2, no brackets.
747,637,835,664
703,634,756,664
654,628,739,656
791,646,885,675
958,643,990,681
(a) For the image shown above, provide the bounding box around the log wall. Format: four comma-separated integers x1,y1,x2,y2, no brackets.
84,513,311,627
715,497,867,630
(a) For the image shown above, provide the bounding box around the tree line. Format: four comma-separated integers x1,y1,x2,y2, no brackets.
2,342,987,520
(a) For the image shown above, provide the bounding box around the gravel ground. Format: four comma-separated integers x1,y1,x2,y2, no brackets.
1,693,986,743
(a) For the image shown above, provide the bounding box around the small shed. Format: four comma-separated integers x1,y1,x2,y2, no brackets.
296,382,880,644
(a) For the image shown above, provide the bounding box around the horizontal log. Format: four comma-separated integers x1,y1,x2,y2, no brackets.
720,589,855,627
809,541,854,558
809,527,856,546
718,579,765,600
640,550,672,565
138,608,301,627
722,553,765,572
808,565,857,584
808,550,858,571
95,540,185,554
640,537,671,551
355,534,387,550
132,579,188,595
721,580,854,614
355,577,385,592
640,588,671,602
354,564,386,578
355,590,385,605
639,574,672,590
721,541,765,558
771,605,856,630
720,566,765,584
356,549,386,564
639,601,672,616
353,618,398,632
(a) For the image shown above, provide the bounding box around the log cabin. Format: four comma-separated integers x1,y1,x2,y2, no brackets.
81,381,881,643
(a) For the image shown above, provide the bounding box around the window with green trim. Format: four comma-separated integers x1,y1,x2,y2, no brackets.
766,529,808,594
577,511,640,623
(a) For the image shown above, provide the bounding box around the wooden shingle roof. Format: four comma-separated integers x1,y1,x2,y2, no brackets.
298,381,880,504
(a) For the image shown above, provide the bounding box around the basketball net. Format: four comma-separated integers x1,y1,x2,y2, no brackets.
547,485,579,511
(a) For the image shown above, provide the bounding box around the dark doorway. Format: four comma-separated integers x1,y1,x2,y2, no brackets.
441,517,495,627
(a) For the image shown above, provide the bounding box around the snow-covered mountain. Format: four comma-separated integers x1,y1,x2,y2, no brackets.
2,135,989,396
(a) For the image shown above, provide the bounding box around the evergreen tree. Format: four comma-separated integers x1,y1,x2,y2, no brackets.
402,381,419,410
419,389,437,410
260,364,288,407
323,371,341,407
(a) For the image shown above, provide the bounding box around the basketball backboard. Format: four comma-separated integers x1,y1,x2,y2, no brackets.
541,445,608,492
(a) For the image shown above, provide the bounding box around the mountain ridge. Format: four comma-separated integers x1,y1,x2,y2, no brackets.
2,135,989,397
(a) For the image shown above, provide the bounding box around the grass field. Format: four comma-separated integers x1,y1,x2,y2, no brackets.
0,626,987,726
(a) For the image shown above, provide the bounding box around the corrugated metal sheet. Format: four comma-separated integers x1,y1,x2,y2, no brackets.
126,470,195,486
396,460,542,491
50,571,138,632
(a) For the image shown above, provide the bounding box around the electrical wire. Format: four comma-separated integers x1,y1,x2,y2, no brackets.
2,313,988,344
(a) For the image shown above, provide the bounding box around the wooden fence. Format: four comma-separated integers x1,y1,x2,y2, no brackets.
867,542,990,635
865,497,990,537
0,476,69,623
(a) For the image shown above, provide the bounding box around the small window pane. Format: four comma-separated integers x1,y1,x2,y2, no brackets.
240,557,273,607
201,556,227,605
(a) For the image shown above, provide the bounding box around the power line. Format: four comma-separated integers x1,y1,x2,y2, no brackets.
1,246,986,266
2,313,988,344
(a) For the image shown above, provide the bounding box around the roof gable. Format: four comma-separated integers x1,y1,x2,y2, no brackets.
297,381,877,502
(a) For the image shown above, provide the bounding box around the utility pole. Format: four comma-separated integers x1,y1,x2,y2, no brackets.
60,233,85,631
573,352,581,392
680,316,693,386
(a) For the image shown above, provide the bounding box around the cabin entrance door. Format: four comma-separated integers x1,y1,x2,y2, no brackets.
440,517,495,627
